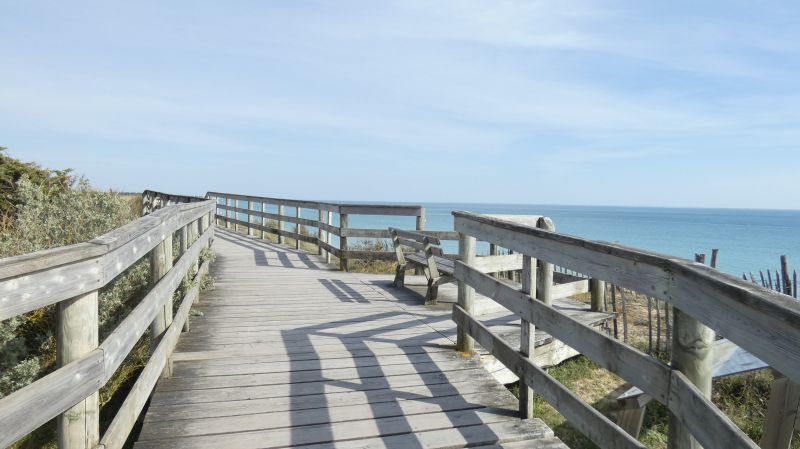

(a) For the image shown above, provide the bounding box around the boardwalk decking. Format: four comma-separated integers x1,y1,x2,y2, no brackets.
135,228,572,448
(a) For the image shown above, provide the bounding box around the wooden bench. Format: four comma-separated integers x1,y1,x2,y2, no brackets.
389,227,454,304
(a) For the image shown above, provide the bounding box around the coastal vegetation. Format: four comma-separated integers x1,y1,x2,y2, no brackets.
0,148,214,448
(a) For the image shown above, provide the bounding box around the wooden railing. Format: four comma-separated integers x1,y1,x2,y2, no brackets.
0,191,215,449
207,191,459,270
452,211,800,449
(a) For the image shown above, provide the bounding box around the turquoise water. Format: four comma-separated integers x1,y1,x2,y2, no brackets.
224,200,800,277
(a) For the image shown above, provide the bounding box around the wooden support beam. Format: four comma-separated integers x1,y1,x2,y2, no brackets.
57,291,99,449
456,232,476,353
590,278,605,312
149,233,174,378
296,207,301,250
340,213,348,272
519,254,537,418
668,254,716,449
277,205,285,244
761,374,800,449
536,217,555,306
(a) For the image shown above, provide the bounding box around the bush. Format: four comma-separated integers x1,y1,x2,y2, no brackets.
0,173,140,399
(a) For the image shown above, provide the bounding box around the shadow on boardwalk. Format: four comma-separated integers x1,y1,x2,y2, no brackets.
133,228,564,449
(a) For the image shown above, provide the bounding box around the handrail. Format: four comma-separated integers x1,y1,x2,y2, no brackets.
0,190,215,449
206,191,459,271
451,210,796,449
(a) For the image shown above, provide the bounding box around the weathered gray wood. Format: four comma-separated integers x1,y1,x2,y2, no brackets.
519,254,537,419
0,349,104,448
536,216,555,306
101,232,211,375
136,227,561,449
277,204,285,244
452,211,800,385
149,233,174,378
457,232,476,353
0,199,214,321
318,209,325,256
473,254,523,274
295,206,302,250
453,305,646,449
551,278,589,299
760,375,800,449
340,213,348,271
455,261,672,403
57,290,99,449
100,266,201,449
668,371,759,449
338,204,422,216
668,255,717,449
590,278,605,312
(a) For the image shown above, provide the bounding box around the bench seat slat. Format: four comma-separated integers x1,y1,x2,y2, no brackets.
405,253,455,275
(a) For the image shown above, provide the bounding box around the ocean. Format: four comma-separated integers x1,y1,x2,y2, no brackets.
230,201,800,278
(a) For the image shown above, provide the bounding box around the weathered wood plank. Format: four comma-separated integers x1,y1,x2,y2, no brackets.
456,261,671,403
0,350,104,448
453,211,800,384
453,305,646,449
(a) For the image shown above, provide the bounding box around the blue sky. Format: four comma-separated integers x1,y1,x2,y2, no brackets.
1,1,799,208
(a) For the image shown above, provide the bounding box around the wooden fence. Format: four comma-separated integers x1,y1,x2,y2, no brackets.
452,211,800,449
0,191,215,449
207,191,459,271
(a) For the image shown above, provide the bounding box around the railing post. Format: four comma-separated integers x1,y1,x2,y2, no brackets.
149,232,174,378
536,217,555,306
668,254,715,449
519,254,537,418
225,197,231,229
415,208,426,276
456,232,476,353
339,213,349,271
318,209,325,256
295,207,301,250
57,291,99,449
325,211,333,264
260,201,265,239
179,224,188,255
278,204,285,244
590,278,605,312
247,199,253,236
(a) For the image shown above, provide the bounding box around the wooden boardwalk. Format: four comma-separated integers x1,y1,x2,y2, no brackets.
135,228,570,448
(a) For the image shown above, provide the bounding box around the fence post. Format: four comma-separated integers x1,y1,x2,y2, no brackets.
668,254,715,449
278,204,285,244
318,209,325,256
536,217,555,306
260,201,265,239
415,208,426,276
57,291,99,449
519,254,537,418
225,197,232,229
295,207,301,250
456,232,476,353
326,211,333,264
590,278,605,312
149,231,174,378
247,199,253,236
761,372,800,449
340,213,349,271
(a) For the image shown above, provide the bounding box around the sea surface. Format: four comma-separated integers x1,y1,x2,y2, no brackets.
228,201,800,278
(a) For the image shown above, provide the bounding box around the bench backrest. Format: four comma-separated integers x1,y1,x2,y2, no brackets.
389,227,445,277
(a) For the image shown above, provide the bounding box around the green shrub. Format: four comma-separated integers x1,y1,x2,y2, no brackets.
0,174,140,399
